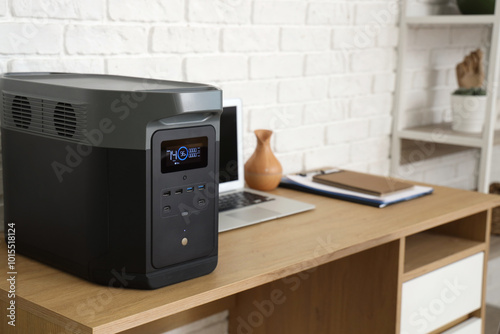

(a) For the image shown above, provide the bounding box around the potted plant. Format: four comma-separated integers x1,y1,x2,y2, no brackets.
451,49,487,133
457,0,495,15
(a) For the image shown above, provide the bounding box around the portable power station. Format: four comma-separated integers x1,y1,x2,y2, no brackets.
0,72,221,289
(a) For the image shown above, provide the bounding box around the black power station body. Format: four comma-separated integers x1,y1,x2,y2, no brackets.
0,73,221,289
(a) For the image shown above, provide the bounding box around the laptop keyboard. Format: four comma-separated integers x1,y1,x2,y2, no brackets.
219,191,274,212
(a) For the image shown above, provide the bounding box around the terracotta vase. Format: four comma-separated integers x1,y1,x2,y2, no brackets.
244,129,282,191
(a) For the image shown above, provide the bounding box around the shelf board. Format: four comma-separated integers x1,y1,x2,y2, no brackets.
398,122,500,148
400,140,472,165
406,15,496,25
403,232,485,282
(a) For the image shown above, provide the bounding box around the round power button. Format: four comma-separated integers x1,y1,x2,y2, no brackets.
181,237,188,246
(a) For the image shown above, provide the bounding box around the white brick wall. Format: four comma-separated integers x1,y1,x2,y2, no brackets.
107,57,183,80
10,57,105,73
187,0,252,24
248,104,303,131
12,0,103,20
373,72,396,93
350,93,393,117
0,23,63,54
109,0,184,22
331,26,376,50
0,0,402,241
281,27,331,51
275,125,325,153
222,27,280,52
303,100,346,125
152,27,220,53
305,51,346,76
304,144,350,171
329,73,372,97
354,3,399,26
220,80,278,107
278,77,328,103
250,54,303,79
350,48,394,72
66,25,148,55
253,1,307,25
0,0,494,332
307,3,352,26
326,119,370,144
185,55,248,82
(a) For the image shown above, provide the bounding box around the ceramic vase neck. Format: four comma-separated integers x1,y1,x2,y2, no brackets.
255,129,273,147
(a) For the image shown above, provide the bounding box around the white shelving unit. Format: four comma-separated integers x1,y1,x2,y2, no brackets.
390,3,500,193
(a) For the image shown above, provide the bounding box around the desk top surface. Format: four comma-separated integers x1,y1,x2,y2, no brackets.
1,185,499,333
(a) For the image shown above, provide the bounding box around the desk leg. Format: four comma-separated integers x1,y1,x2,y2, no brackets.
229,240,401,334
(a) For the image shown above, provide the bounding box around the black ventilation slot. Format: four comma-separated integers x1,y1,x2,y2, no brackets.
12,96,32,129
54,102,77,138
2,92,87,142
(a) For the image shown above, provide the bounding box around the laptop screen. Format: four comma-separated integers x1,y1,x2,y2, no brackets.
219,99,244,192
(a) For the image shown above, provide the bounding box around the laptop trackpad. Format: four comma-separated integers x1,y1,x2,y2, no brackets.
227,207,280,222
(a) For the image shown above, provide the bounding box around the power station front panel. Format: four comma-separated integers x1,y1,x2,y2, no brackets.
151,126,218,269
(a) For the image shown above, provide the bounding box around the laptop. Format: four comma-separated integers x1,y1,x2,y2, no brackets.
218,99,315,232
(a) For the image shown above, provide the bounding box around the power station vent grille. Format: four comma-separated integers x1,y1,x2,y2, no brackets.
11,95,32,129
54,102,77,138
2,92,87,142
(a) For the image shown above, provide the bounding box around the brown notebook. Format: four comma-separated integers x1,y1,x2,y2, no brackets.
312,170,413,196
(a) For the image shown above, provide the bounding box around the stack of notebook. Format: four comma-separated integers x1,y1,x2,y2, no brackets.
280,169,433,208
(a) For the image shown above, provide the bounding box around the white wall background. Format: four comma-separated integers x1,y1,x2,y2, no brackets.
0,0,497,333
0,0,399,173
0,0,401,236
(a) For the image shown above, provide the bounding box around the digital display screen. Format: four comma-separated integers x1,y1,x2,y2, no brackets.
161,137,208,173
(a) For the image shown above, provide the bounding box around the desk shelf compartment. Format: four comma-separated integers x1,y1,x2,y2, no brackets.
403,211,488,282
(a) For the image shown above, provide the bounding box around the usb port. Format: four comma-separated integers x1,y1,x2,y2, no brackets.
163,191,171,197
175,189,183,195
186,187,194,193
198,185,205,190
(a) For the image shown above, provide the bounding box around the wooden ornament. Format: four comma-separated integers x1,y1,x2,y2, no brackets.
244,129,282,191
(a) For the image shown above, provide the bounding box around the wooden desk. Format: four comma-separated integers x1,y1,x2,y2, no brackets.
1,185,499,334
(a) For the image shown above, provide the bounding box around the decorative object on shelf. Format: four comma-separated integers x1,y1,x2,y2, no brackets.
451,88,487,132
489,183,500,235
451,49,487,133
244,129,282,191
457,0,496,15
